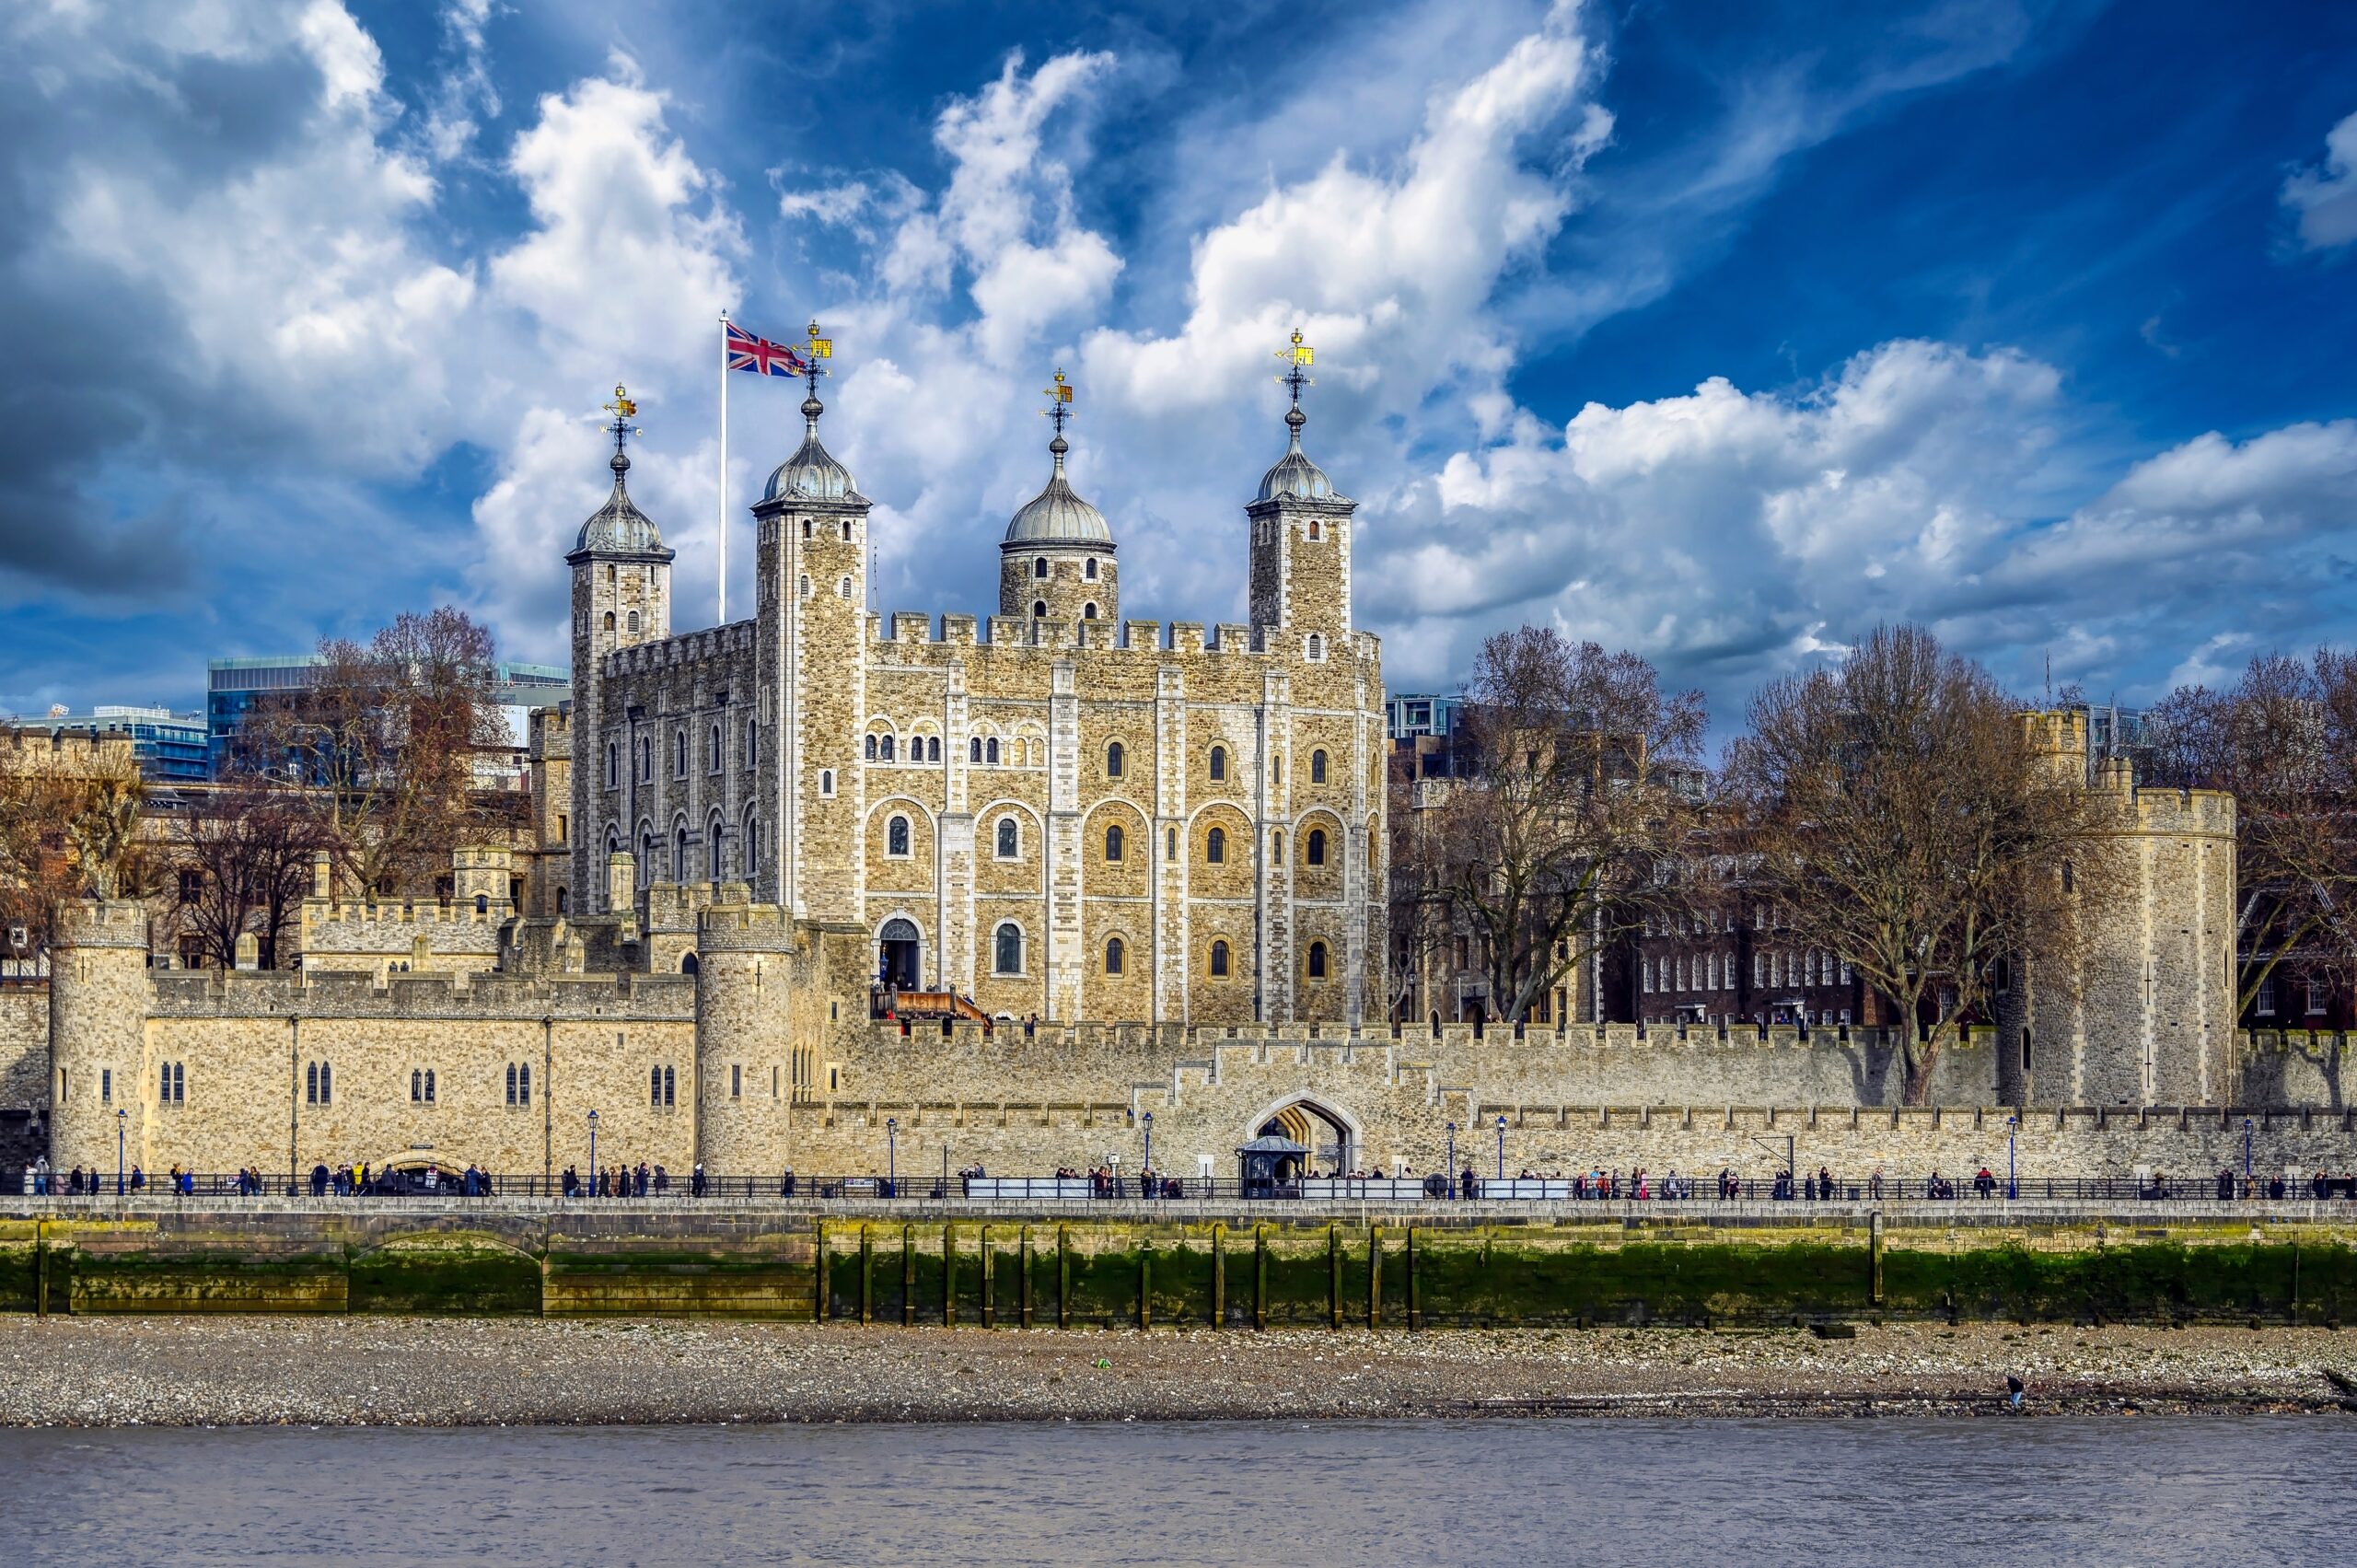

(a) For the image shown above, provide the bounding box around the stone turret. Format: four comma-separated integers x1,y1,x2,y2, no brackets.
1248,331,1356,653
48,899,153,1179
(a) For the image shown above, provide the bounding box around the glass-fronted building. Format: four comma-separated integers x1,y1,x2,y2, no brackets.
206,656,570,777
26,706,209,783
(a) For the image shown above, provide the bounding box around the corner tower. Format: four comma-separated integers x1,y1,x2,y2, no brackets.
1248,331,1355,652
752,324,871,923
1000,369,1118,624
568,387,674,909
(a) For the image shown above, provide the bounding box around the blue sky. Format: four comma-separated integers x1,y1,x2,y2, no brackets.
4,0,2355,726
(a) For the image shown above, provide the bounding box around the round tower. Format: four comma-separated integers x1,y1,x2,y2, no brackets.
48,899,153,1179
691,895,799,1175
999,368,1117,625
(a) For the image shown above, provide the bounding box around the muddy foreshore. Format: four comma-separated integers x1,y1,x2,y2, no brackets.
2,1318,2353,1426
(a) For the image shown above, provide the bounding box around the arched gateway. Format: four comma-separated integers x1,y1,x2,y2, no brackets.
1246,1097,1359,1176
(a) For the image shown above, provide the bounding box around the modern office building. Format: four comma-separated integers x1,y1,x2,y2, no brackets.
206,656,569,777
16,705,209,784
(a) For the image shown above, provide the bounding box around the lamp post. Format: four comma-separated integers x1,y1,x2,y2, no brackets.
1446,1121,1457,1195
587,1109,598,1195
2006,1114,2018,1201
1142,1110,1154,1197
887,1117,898,1194
116,1108,126,1197
1495,1114,1506,1182
2243,1116,2253,1196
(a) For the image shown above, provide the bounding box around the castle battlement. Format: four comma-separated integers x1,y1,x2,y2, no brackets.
145,964,694,1021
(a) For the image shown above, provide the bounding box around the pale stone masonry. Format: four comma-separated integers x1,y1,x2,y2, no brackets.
564,368,1384,1030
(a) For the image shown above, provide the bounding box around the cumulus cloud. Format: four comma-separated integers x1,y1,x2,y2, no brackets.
2282,109,2357,252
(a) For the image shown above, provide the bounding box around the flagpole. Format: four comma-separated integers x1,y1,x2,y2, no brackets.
717,308,730,625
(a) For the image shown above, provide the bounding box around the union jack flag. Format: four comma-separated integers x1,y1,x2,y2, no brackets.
727,321,807,377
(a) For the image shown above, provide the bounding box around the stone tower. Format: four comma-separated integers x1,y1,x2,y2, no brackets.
568,389,673,912
1999,711,2238,1106
48,899,154,1179
1248,337,1356,650
752,337,870,924
998,371,1118,626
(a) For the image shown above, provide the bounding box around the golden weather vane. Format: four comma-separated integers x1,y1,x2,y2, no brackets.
601,384,641,453
1040,367,1074,436
1274,329,1314,407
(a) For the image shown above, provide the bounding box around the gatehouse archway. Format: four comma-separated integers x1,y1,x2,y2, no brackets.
1246,1096,1360,1176
877,917,922,989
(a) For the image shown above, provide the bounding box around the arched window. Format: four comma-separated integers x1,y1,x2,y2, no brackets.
746,718,758,769
1083,603,1097,619
800,575,812,598
1209,939,1230,978
888,816,911,857
842,520,853,541
744,809,761,872
664,1066,676,1106
1032,600,1048,618
475,892,489,915
708,722,721,772
602,610,615,632
1209,746,1226,782
1105,936,1125,975
1167,827,1178,861
1106,741,1124,778
1306,829,1327,866
605,742,617,787
506,1063,518,1106
1306,633,1323,660
802,518,812,540
1034,556,1049,579
927,737,940,761
411,1069,422,1102
650,1065,663,1106
1307,941,1328,980
1308,519,1322,540
681,952,700,975
424,1069,435,1103
306,1062,317,1103
517,1063,529,1105
319,1062,331,1104
1105,824,1124,861
865,734,877,760
1271,828,1284,861
1310,749,1328,784
838,576,852,598
627,610,640,634
675,824,689,876
879,734,895,762
994,923,1023,975
996,818,1017,858
555,887,568,914
970,737,982,762
1206,826,1226,864
709,814,725,878
986,738,1000,764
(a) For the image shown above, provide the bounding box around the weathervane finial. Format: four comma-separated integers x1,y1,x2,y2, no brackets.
1039,367,1074,440
601,384,641,459
1273,329,1315,443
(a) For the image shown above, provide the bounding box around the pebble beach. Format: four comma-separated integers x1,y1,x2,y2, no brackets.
2,1318,2352,1427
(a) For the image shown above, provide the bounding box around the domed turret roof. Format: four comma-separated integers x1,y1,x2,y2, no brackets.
572,447,668,558
1004,434,1114,547
1256,405,1338,501
763,394,861,504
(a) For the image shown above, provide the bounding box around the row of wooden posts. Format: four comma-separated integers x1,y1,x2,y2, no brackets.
819,1222,1426,1330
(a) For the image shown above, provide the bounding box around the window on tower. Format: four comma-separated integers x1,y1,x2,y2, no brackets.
1034,557,1049,579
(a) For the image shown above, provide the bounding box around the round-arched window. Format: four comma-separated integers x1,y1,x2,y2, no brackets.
994,923,1023,975
1209,939,1230,978
1311,749,1328,784
996,818,1018,858
1105,936,1125,975
1106,740,1124,778
1104,824,1124,862
1033,557,1049,579
1206,826,1225,865
1209,746,1226,782
888,816,911,857
1306,829,1327,866
1033,600,1048,618
1306,942,1328,980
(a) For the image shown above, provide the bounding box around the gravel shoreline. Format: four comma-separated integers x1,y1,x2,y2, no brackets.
5,1318,2355,1426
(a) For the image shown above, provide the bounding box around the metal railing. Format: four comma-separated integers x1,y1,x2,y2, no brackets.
19,1170,2357,1203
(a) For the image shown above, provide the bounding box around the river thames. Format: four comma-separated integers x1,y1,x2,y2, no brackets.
0,1415,2344,1565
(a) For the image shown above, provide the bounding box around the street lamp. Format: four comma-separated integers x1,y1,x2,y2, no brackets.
1142,1110,1154,1196
116,1108,126,1197
887,1116,898,1194
2006,1114,2018,1202
587,1109,598,1195
2243,1116,2253,1196
1446,1121,1457,1195
1495,1114,1506,1182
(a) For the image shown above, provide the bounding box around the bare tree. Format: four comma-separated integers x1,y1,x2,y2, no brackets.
256,607,505,897
0,738,151,955
1420,628,1709,1026
2147,648,2357,1011
1727,623,2121,1102
1385,764,1454,1023
174,773,319,970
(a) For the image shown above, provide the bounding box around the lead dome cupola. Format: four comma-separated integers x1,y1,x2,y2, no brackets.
764,392,860,504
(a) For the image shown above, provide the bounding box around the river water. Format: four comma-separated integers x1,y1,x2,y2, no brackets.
0,1416,2343,1565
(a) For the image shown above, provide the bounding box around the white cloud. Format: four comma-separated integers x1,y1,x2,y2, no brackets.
2282,109,2357,252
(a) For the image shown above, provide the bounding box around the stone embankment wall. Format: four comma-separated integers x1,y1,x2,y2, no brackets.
5,1206,2356,1327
